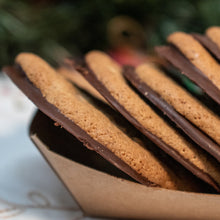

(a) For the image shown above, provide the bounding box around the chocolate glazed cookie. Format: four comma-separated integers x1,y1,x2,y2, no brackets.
75,50,220,192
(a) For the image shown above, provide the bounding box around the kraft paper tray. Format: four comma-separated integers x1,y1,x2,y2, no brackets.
29,110,220,220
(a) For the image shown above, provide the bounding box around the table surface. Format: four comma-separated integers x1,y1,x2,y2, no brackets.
0,74,107,220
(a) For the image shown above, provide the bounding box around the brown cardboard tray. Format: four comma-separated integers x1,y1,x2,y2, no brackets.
29,110,220,219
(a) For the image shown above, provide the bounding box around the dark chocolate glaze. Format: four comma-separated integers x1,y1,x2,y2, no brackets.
192,33,220,61
74,61,220,192
155,45,220,105
123,65,220,162
2,66,157,188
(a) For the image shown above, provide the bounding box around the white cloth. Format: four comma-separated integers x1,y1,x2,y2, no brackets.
0,74,105,220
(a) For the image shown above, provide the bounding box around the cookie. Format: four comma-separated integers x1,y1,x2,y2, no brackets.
75,50,220,191
160,32,220,104
156,45,220,105
123,64,220,162
192,27,220,62
167,32,220,91
3,52,200,191
206,26,220,49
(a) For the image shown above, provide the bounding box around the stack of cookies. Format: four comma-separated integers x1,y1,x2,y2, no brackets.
3,26,220,193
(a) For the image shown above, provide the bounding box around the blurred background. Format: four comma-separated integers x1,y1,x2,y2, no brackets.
1,0,220,67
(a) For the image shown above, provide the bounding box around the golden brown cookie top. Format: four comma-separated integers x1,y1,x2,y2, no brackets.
136,63,220,146
167,32,220,90
16,52,188,191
